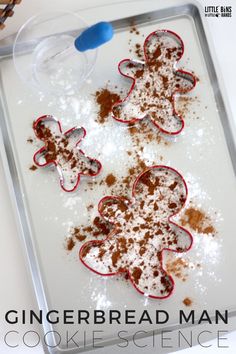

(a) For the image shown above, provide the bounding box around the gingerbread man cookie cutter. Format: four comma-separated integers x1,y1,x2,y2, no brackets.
112,30,197,135
33,115,102,192
79,165,193,299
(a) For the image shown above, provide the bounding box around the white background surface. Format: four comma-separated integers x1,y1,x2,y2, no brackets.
0,0,235,353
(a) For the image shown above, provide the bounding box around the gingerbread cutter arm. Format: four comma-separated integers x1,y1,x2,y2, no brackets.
33,115,62,167
64,126,86,147
149,109,185,136
80,196,133,278
79,235,122,277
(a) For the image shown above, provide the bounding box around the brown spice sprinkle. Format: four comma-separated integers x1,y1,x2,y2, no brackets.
87,204,94,211
105,173,117,187
181,207,215,235
132,267,142,284
66,237,75,251
176,96,199,118
134,43,143,59
83,155,149,199
94,91,195,148
128,22,144,58
128,119,170,147
166,257,189,282
129,23,140,36
183,297,192,307
106,155,148,197
94,87,171,146
65,216,112,251
29,164,37,171
27,137,34,144
95,89,121,124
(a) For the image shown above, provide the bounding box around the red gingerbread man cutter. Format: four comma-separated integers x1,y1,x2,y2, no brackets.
33,115,102,192
112,30,197,135
80,165,193,299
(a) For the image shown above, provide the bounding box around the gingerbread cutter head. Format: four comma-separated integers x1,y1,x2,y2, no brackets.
112,29,197,135
33,115,102,192
79,165,193,299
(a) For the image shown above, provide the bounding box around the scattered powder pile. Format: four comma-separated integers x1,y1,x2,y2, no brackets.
127,120,169,147
175,96,199,118
129,23,140,35
82,153,150,196
29,164,37,171
180,207,215,235
105,173,117,187
128,22,144,58
80,167,192,298
120,158,147,192
66,237,75,251
66,216,112,251
166,257,189,282
134,43,143,59
95,89,121,124
102,156,148,197
183,297,193,307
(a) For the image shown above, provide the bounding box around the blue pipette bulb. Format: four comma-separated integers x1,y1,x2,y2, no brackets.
75,22,114,52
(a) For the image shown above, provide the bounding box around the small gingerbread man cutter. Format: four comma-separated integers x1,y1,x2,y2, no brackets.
33,115,102,192
80,165,193,299
112,30,197,135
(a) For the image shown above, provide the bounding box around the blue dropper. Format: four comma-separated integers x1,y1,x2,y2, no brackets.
41,22,113,69
75,22,114,52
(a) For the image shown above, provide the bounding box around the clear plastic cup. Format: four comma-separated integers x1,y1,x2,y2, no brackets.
13,11,98,95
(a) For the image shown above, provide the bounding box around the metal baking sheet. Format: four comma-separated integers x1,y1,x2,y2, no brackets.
0,0,236,353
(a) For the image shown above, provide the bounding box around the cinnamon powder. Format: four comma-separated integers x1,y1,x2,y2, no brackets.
105,173,117,187
183,297,192,307
95,89,121,124
166,257,189,282
93,216,111,235
128,119,170,147
129,23,140,35
176,96,199,118
65,216,112,251
134,43,143,59
66,237,75,251
132,267,142,284
181,207,215,235
29,165,37,171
